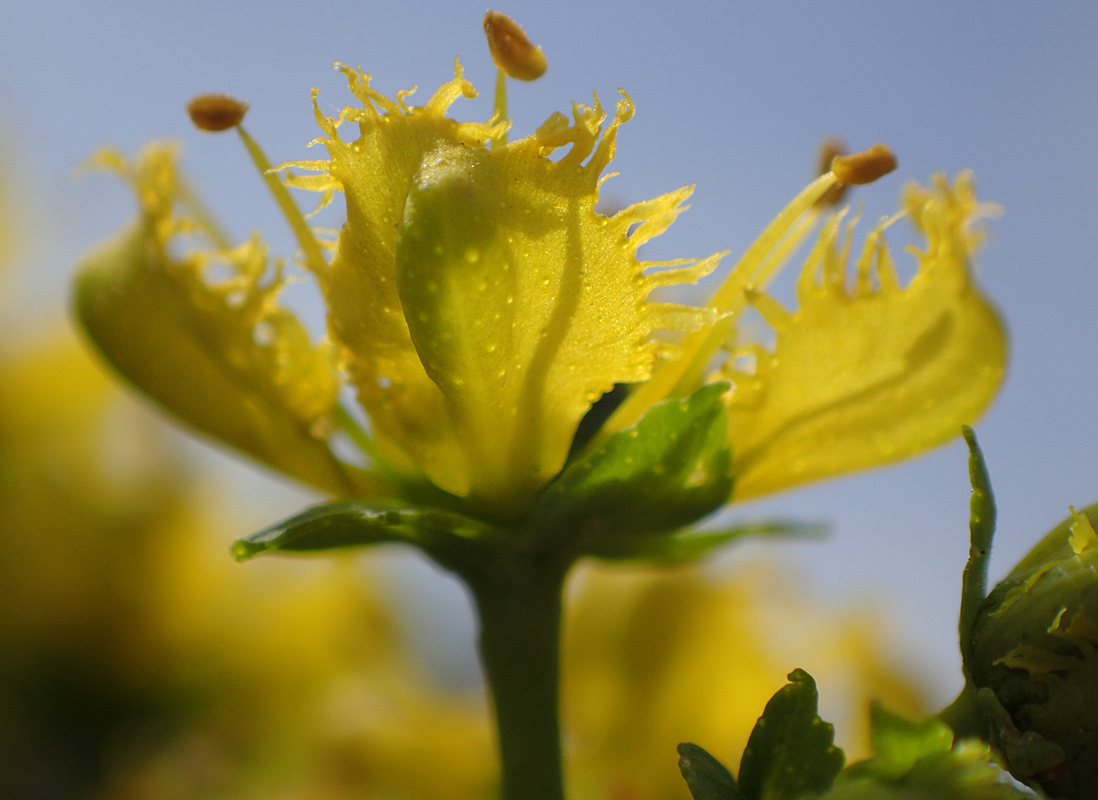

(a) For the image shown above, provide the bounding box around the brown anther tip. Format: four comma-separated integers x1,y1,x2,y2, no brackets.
187,94,249,132
484,10,547,81
816,138,848,206
830,143,898,186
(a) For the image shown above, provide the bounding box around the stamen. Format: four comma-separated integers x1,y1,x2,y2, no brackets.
184,97,382,479
484,11,546,149
186,94,249,132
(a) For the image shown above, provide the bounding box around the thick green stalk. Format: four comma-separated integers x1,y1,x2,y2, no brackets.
464,550,571,800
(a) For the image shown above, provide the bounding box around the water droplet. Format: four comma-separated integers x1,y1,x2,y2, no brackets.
427,280,439,293
465,249,481,264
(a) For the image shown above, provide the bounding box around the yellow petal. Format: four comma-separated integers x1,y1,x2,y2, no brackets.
74,144,374,497
282,62,501,497
294,65,719,514
725,173,1007,500
396,99,718,513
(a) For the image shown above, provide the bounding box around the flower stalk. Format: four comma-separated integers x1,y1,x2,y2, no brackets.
458,545,572,800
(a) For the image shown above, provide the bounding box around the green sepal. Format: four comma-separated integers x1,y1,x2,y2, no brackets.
530,382,734,557
959,426,996,670
737,668,845,800
825,703,1035,800
826,745,1035,800
594,519,827,564
678,742,742,800
231,499,495,562
847,703,954,781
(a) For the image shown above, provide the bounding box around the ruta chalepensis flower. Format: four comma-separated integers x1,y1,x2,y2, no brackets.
73,15,1009,800
75,50,1006,550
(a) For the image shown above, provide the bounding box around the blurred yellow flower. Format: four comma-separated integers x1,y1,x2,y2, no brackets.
0,168,488,798
75,58,1006,524
0,327,928,800
562,563,927,800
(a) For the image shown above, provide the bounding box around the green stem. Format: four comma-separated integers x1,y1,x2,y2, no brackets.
463,550,570,800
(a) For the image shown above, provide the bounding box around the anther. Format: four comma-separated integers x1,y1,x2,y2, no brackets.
483,11,547,81
830,143,898,186
186,94,249,132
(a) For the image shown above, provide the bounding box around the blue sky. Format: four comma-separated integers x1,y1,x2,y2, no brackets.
2,1,1096,703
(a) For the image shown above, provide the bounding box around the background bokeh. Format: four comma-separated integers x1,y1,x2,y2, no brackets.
1,0,1095,727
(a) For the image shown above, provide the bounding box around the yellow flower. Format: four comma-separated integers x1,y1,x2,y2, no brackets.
75,54,1006,525
562,563,928,800
275,62,723,517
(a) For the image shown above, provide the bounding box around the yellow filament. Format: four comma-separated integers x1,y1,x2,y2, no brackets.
235,125,386,466
236,125,329,281
492,67,509,148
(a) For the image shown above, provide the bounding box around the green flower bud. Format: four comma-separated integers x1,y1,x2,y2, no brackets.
967,503,1098,799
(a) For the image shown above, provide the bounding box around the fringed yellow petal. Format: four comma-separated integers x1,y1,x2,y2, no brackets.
293,66,720,513
74,144,379,497
724,172,1007,500
282,61,502,498
394,97,720,514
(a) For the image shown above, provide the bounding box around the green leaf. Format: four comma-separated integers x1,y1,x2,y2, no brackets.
827,702,1035,800
856,703,954,780
594,519,827,564
823,741,1036,800
678,742,742,800
737,669,844,800
959,426,996,671
231,500,495,561
531,382,734,557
